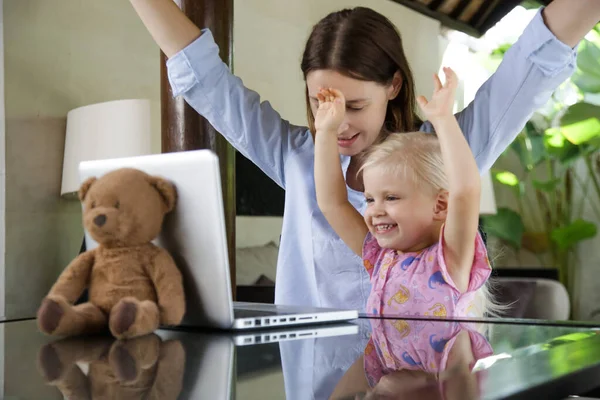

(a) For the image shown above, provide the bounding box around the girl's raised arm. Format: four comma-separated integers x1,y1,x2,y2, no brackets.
418,68,480,293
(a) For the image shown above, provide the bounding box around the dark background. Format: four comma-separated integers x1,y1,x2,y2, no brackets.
236,151,285,216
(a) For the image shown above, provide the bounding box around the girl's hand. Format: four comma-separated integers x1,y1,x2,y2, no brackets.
315,88,346,134
417,67,458,123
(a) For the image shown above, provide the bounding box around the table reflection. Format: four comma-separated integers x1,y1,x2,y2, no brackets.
332,320,493,399
15,317,600,400
36,333,185,400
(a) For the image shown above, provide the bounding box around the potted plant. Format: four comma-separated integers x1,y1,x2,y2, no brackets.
481,23,600,306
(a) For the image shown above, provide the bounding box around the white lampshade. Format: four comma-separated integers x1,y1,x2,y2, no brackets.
480,170,497,215
61,99,152,196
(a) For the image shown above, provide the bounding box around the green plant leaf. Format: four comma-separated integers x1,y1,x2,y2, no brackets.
544,128,584,165
572,29,600,94
509,123,547,171
491,169,525,197
492,170,519,187
481,207,525,250
532,178,561,192
490,43,512,59
559,102,600,145
551,219,597,251
520,0,542,9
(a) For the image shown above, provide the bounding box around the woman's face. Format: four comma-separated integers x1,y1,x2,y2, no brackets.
306,69,399,156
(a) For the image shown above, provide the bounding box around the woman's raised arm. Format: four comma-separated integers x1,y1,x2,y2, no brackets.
129,0,202,58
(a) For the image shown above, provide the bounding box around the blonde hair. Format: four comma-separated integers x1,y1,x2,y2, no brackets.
359,131,507,318
359,131,447,195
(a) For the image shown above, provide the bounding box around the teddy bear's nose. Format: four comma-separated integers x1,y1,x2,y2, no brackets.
94,214,107,227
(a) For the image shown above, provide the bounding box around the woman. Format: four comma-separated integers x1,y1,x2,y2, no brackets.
129,0,600,311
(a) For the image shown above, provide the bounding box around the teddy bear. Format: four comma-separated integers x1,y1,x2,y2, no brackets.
37,333,185,400
36,167,186,339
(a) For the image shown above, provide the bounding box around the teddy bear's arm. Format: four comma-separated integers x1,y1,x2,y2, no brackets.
149,248,185,326
48,250,96,304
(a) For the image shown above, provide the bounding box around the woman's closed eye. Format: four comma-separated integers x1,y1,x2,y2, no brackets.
346,105,364,112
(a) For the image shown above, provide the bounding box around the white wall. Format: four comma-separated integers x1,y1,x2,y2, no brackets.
3,0,160,318
4,0,161,152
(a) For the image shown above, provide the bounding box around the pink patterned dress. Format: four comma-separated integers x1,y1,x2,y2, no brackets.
362,225,492,318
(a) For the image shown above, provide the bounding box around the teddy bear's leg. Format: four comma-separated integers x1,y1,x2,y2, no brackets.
38,336,114,374
108,334,161,383
109,297,160,339
37,340,102,399
41,360,91,399
38,296,107,336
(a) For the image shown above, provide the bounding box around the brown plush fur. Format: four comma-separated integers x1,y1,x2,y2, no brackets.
37,168,185,339
37,334,185,400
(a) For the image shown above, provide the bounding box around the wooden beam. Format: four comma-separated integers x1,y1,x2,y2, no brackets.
160,0,236,298
389,0,522,37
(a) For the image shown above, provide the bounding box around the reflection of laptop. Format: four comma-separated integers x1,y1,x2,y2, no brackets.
156,323,359,399
227,321,358,346
79,150,359,330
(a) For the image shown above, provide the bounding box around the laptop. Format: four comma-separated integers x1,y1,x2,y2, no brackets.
78,149,359,330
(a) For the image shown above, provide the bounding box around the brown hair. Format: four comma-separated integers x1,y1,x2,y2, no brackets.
300,7,422,135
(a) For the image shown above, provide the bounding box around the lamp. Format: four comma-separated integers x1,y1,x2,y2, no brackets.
480,170,497,215
61,99,152,198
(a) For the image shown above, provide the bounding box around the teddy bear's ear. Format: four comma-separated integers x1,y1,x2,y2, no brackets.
148,176,177,212
78,177,97,202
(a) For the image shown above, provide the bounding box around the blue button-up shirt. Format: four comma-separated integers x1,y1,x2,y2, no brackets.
166,8,577,315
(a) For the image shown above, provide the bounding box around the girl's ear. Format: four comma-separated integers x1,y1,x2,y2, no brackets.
433,190,448,221
388,71,403,100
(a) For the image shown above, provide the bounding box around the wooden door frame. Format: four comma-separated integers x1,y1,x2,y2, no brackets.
160,0,236,298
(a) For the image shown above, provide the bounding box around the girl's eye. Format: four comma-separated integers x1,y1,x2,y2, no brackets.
386,195,399,201
365,197,374,204
347,106,364,112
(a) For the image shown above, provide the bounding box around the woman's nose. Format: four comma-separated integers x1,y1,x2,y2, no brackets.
337,122,350,135
338,113,352,134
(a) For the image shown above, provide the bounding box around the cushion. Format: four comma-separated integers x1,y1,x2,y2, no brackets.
493,279,537,318
235,242,279,286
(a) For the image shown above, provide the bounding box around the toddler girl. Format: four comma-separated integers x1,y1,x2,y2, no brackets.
314,67,496,318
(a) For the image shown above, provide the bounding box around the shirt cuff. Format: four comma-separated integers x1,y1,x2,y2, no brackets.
166,28,224,97
517,8,578,77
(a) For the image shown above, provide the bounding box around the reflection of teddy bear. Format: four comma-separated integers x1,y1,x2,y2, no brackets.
37,334,185,400
37,168,186,339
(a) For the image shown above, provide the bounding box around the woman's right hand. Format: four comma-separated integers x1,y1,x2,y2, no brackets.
315,88,346,135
